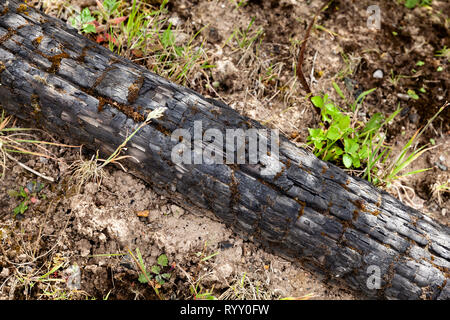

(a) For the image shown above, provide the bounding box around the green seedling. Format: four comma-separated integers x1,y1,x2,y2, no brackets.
8,181,45,217
435,46,450,61
407,89,419,100
308,88,379,171
69,7,96,34
416,61,425,66
127,248,173,299
224,17,264,53
149,254,171,285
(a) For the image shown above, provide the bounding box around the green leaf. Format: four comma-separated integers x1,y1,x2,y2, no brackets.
343,154,352,168
344,139,359,155
326,127,341,141
104,0,120,14
311,96,324,108
19,187,27,198
355,88,377,106
334,146,343,156
407,89,419,100
337,115,350,132
83,24,96,34
352,155,361,168
363,113,384,133
161,273,171,279
157,254,168,267
80,8,95,23
313,140,324,149
138,273,148,283
151,265,161,274
405,0,419,9
155,275,165,285
332,82,346,100
358,145,369,159
325,103,340,119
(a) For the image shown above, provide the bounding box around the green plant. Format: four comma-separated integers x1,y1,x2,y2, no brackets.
69,7,96,34
231,0,248,9
388,70,409,87
307,90,381,169
218,272,280,300
127,248,173,299
380,103,447,186
8,181,45,217
435,46,450,61
224,17,264,62
404,0,432,9
407,89,420,100
148,254,171,285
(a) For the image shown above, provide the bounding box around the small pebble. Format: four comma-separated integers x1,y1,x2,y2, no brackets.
435,162,447,171
171,204,185,218
0,267,10,278
397,93,410,101
439,155,446,163
373,69,384,79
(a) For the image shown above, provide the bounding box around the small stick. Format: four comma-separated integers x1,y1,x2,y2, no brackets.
5,152,55,182
296,1,333,116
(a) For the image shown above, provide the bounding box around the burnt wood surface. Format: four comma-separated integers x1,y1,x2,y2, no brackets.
0,0,449,299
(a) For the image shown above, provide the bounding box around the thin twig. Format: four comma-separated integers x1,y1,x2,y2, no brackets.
5,152,55,182
296,1,333,116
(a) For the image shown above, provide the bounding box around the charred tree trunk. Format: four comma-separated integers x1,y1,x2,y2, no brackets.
0,0,448,299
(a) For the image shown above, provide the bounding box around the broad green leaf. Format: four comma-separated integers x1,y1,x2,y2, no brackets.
325,103,340,118
314,141,324,149
334,146,344,156
83,24,96,33
352,155,361,168
157,254,169,267
326,127,341,140
338,115,350,131
81,8,95,23
311,96,324,108
343,154,352,168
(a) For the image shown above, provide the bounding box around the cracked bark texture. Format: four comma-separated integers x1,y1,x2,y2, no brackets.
0,0,449,300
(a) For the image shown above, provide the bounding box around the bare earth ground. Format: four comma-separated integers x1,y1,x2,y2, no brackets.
0,0,449,300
